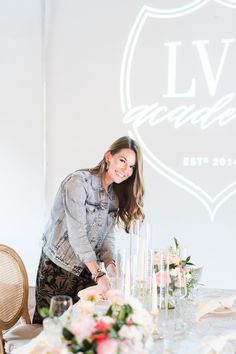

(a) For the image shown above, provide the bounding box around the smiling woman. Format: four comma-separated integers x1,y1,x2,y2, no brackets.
103,148,136,187
32,136,145,324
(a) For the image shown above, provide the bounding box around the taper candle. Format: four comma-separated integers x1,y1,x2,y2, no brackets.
152,272,158,315
124,255,131,300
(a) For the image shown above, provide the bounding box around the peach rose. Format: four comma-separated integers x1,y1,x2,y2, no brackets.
169,254,181,266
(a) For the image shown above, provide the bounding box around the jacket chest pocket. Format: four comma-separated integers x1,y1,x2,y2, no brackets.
86,204,99,230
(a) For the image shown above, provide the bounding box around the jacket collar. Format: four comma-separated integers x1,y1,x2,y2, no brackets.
91,173,113,196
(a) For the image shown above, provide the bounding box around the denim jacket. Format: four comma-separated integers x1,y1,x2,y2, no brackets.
42,170,118,276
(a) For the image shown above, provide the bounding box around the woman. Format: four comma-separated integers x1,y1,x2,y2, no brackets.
33,136,144,323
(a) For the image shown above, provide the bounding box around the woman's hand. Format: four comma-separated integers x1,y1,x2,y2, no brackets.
97,274,110,299
106,263,117,278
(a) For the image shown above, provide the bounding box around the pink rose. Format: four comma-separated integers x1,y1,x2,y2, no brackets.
69,315,96,342
96,339,118,354
156,270,171,287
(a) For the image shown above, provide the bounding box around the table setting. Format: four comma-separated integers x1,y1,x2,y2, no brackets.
11,224,236,354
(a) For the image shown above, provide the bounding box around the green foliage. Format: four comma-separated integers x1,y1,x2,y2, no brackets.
63,327,74,340
38,307,51,318
174,237,180,250
118,304,133,322
180,256,195,268
62,301,140,353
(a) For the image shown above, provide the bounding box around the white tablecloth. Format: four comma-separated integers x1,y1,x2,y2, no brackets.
12,288,236,354
152,288,236,354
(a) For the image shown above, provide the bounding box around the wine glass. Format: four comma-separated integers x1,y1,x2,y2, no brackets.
50,295,73,324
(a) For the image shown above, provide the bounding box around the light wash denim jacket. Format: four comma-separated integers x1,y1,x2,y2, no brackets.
42,170,118,276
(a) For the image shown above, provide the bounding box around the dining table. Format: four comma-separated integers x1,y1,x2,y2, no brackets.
11,287,236,354
153,288,236,354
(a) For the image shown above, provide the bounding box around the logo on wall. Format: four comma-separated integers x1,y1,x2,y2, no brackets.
120,0,236,221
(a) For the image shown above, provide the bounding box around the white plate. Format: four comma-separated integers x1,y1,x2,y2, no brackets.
209,308,236,316
78,286,109,305
78,285,99,298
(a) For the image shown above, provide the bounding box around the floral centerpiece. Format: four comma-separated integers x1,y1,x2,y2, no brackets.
168,237,197,294
38,289,153,354
153,238,200,308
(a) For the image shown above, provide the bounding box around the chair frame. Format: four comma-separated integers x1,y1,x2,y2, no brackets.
0,244,31,353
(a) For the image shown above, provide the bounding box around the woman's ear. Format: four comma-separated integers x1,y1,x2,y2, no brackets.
105,151,111,162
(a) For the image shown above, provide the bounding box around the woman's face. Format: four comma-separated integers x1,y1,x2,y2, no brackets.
104,148,136,187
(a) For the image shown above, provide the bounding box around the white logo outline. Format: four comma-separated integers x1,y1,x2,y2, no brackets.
120,0,236,220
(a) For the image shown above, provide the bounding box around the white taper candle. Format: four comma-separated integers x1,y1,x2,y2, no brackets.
152,272,158,315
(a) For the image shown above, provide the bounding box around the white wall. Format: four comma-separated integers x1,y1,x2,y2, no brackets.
1,0,236,288
0,0,44,283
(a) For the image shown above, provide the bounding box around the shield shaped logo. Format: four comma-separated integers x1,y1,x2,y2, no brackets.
120,1,236,220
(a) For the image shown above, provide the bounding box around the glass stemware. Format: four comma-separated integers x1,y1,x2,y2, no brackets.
49,295,73,317
169,266,188,332
43,295,73,347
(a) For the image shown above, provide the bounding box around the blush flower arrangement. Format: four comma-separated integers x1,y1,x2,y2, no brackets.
62,289,153,354
153,237,198,307
38,289,153,354
168,237,196,293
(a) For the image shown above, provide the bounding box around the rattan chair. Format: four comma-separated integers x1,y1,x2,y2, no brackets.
0,244,42,354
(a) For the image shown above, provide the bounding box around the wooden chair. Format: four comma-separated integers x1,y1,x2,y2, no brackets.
0,245,42,354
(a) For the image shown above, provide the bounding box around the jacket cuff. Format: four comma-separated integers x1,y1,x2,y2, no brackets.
78,251,97,263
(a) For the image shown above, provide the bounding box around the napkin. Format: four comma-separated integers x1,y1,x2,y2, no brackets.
196,294,236,320
201,330,236,354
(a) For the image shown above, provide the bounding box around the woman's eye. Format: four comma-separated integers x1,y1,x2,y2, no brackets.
120,159,125,163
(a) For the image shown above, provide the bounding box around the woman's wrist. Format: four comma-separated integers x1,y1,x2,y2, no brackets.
104,259,116,269
92,268,106,283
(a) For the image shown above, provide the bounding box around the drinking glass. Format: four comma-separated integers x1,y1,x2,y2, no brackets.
49,295,73,324
152,249,170,310
169,267,187,332
152,250,175,339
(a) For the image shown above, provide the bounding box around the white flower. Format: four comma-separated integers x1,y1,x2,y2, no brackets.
118,324,142,340
186,271,192,281
99,315,115,325
130,310,151,329
170,268,178,276
127,296,144,311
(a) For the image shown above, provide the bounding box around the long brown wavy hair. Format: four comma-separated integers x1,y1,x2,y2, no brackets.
90,136,145,232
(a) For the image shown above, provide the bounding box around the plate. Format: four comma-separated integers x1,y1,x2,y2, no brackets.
209,308,236,316
78,285,99,298
78,285,108,304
